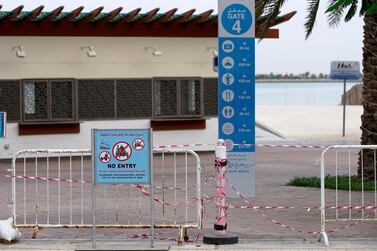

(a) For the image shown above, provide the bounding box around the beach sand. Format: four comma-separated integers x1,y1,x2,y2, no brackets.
256,105,363,141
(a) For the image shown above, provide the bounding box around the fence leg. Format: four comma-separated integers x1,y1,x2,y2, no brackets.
318,154,329,246
318,231,329,247
203,139,238,245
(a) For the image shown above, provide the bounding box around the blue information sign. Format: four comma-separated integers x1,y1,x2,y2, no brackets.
0,112,6,139
221,4,253,35
219,0,255,197
92,129,152,184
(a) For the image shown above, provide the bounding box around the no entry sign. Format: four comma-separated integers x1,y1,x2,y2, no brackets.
92,129,152,184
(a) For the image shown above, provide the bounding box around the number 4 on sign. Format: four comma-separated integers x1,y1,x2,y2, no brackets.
232,20,241,34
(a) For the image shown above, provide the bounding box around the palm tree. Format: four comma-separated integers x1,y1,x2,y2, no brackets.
258,0,377,181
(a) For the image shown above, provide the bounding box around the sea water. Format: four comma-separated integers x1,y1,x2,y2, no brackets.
256,81,361,106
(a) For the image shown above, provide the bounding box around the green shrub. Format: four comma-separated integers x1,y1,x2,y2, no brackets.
287,175,375,191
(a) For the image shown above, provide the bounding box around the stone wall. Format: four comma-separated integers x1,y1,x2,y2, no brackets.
342,83,363,105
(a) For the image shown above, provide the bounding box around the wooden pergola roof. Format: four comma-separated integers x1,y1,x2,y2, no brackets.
0,6,296,38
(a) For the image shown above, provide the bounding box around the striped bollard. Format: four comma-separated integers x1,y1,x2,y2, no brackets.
214,139,227,235
203,139,238,245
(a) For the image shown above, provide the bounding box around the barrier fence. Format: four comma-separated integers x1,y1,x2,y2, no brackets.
10,148,202,231
3,143,377,245
319,145,377,246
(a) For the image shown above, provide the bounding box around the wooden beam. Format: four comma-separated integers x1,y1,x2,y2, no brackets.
59,6,84,22
270,11,297,27
112,8,141,23
23,5,44,21
148,8,177,23
256,28,279,39
130,8,159,24
1,5,23,21
186,9,214,24
44,6,64,21
93,7,122,23
201,14,218,25
76,6,104,22
167,9,196,24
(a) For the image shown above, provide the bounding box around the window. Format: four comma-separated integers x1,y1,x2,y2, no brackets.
78,79,115,120
116,79,152,118
0,80,21,122
15,77,215,123
180,79,202,116
22,80,75,122
153,78,203,119
203,78,218,117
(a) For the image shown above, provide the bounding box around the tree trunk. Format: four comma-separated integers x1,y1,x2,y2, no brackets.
359,14,377,181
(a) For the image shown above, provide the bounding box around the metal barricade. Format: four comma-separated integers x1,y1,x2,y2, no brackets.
11,148,201,230
319,145,377,246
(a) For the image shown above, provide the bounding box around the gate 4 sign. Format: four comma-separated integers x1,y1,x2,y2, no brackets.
218,0,256,197
219,0,255,38
92,129,152,184
221,4,253,35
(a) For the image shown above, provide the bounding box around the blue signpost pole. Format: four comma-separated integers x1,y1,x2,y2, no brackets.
0,112,6,139
218,0,256,198
203,0,255,245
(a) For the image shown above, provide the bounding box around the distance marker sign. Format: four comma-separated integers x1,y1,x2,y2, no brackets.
219,0,255,197
0,112,5,139
92,129,152,184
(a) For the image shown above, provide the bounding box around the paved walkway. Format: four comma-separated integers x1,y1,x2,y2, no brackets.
1,238,377,250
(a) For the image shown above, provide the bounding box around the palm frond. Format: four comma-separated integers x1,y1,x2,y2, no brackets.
326,0,346,28
256,0,274,19
344,0,358,21
360,0,372,15
304,0,321,39
327,8,345,27
326,0,353,13
366,1,377,14
259,0,287,38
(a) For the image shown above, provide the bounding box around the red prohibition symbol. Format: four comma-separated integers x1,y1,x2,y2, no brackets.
99,151,111,163
132,138,145,151
112,141,132,161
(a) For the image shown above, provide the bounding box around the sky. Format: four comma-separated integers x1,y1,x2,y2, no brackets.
0,0,364,74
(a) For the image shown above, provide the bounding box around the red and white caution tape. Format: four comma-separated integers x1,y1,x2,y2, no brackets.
225,178,376,235
1,173,194,191
1,174,90,184
153,143,327,150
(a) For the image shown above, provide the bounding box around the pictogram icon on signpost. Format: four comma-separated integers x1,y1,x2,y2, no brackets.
112,141,132,161
132,138,145,151
99,151,111,163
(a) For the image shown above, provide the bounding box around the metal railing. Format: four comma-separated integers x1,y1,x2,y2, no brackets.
319,145,377,246
11,148,201,230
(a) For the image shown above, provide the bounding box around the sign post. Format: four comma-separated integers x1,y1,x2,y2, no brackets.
218,0,256,198
0,112,6,139
91,129,154,248
330,61,361,137
203,0,255,245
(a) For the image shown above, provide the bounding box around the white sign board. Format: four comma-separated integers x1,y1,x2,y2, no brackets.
330,61,361,80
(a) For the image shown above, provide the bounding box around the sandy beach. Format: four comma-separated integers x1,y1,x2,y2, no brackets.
256,105,363,141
